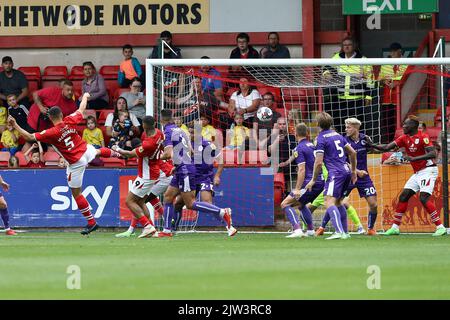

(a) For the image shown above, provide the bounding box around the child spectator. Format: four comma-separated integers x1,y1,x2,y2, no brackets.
108,110,134,150
174,115,189,135
118,44,143,88
6,94,28,129
82,116,104,149
1,122,20,155
8,155,19,168
24,142,45,168
0,100,7,134
201,114,216,142
226,114,250,150
58,156,67,168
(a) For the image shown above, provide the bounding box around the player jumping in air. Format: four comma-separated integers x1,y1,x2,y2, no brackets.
157,109,234,237
305,112,357,240
112,116,167,238
115,128,173,238
368,115,446,236
8,93,119,235
172,121,236,235
316,118,378,236
280,123,324,238
0,175,16,235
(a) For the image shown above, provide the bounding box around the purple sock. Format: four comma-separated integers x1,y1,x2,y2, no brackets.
327,205,344,233
0,208,9,229
300,207,314,230
173,208,183,231
368,209,378,230
321,211,330,228
192,201,222,220
163,203,174,231
283,206,300,230
338,205,348,233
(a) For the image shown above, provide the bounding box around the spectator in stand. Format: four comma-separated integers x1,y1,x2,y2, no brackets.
24,142,45,168
82,116,104,149
8,156,19,168
7,94,28,130
226,114,250,151
253,92,282,150
120,78,146,122
57,156,67,168
108,110,135,151
118,44,143,88
174,115,189,135
150,30,182,59
0,56,30,108
80,62,109,110
229,33,260,80
225,77,261,129
1,122,20,155
201,114,216,142
378,42,407,143
260,32,291,59
199,56,226,108
105,97,140,138
0,101,6,134
268,117,297,187
27,80,77,133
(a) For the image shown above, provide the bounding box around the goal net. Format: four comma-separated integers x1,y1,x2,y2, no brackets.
146,57,449,234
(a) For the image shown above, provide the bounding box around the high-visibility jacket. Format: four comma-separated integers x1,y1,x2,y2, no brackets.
323,51,374,100
378,64,407,105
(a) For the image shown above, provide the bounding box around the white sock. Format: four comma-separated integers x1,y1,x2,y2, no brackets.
127,226,135,233
219,209,226,218
163,228,172,233
437,224,444,229
392,224,400,229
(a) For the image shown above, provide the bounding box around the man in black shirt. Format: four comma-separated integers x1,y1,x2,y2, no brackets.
0,56,30,108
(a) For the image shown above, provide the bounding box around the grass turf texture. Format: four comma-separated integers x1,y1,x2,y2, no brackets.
0,231,449,299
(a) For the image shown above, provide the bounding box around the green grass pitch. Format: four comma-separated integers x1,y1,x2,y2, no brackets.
0,231,449,299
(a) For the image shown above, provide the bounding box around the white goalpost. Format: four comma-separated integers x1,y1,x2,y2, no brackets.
145,57,450,234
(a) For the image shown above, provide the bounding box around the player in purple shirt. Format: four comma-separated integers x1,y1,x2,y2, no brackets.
305,112,357,240
159,110,236,237
280,123,324,238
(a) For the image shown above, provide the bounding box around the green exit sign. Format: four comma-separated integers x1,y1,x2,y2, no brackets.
343,0,439,15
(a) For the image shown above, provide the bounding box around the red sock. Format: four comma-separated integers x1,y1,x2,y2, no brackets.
149,197,164,216
75,195,96,226
99,147,112,158
131,217,138,228
423,199,442,226
393,201,408,226
137,216,151,227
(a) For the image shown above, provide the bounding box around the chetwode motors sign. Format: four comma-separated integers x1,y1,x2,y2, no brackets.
343,0,439,15
0,0,208,35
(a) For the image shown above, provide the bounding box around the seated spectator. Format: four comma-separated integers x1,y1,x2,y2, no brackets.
118,44,143,88
105,97,140,137
0,101,6,133
0,56,30,108
229,33,259,80
82,116,105,149
8,155,19,168
1,122,20,155
108,110,135,151
174,115,189,135
7,94,29,130
80,62,109,110
226,114,250,151
150,30,182,59
201,114,216,142
260,32,291,59
199,57,226,108
120,78,146,121
253,92,282,149
58,156,67,168
24,142,45,168
27,80,77,133
225,78,261,129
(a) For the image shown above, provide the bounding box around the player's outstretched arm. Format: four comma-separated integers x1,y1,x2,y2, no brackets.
7,116,36,142
111,145,137,158
368,141,397,152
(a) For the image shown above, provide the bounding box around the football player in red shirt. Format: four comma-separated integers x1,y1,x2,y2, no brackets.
8,93,119,235
369,115,446,236
112,116,166,238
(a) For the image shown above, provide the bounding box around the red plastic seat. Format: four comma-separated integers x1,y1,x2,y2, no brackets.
14,151,27,166
113,88,130,101
43,66,68,78
242,150,269,166
69,66,84,80
101,157,126,167
44,151,61,166
434,106,450,124
18,66,41,81
257,86,281,103
222,149,240,166
99,65,119,79
0,152,10,167
84,109,97,120
126,158,138,166
98,110,113,124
